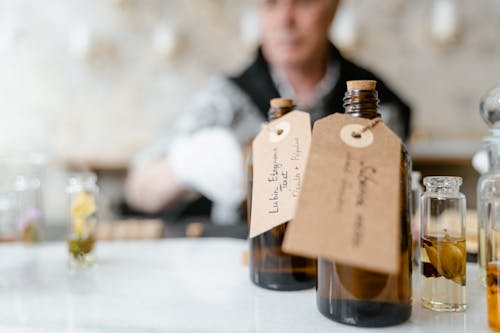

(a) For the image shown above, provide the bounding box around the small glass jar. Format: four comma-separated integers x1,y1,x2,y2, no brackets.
478,85,500,287
486,194,500,331
0,191,18,242
0,152,46,243
67,173,98,267
15,175,44,244
478,139,500,287
478,85,500,330
420,176,466,312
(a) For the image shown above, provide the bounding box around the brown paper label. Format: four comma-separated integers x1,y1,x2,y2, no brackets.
282,113,402,274
249,111,311,238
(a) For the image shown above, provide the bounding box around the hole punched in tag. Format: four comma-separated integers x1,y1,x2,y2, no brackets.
340,118,381,149
351,118,382,139
340,124,374,148
268,98,294,142
269,121,291,143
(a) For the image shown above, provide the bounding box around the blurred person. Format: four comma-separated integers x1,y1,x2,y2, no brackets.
124,0,411,223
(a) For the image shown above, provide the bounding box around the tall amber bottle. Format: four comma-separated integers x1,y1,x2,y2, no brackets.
316,81,412,326
248,98,317,291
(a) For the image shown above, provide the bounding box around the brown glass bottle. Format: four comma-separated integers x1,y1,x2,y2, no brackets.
248,98,317,291
316,81,412,326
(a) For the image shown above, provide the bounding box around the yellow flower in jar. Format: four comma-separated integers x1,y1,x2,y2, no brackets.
71,191,96,236
73,217,86,236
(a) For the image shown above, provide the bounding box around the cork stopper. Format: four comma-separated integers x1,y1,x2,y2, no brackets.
347,80,377,91
270,98,294,108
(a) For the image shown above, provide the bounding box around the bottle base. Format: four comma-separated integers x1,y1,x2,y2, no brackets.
251,272,315,291
489,321,500,332
421,298,466,312
317,296,411,327
68,252,96,268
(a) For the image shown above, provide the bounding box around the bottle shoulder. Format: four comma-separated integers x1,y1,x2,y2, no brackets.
478,170,500,180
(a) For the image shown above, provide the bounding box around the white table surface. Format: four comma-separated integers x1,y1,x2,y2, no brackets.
0,238,491,332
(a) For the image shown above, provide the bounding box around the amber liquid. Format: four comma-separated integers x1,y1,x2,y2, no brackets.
481,228,500,287
317,255,411,327
316,147,412,327
488,263,500,331
247,151,317,291
421,235,466,311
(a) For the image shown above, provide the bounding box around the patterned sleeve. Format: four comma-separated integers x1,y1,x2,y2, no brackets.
132,76,264,169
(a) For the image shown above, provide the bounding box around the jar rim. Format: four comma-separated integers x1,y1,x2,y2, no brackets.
423,176,462,189
67,172,98,192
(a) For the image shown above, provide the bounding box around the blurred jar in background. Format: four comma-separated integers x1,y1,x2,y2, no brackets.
15,174,44,244
0,152,46,243
67,172,98,267
0,191,18,242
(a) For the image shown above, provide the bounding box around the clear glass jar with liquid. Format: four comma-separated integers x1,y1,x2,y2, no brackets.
67,172,99,267
476,85,500,330
420,176,466,312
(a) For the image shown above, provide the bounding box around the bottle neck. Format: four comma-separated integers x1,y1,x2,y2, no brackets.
268,106,293,121
411,172,422,190
343,90,381,120
487,142,500,170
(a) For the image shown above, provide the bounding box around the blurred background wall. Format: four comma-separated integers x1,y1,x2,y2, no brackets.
0,0,497,223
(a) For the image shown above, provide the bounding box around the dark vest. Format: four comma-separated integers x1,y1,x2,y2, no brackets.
230,44,411,141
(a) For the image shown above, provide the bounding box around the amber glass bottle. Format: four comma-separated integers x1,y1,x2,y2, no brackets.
248,98,317,291
316,81,412,326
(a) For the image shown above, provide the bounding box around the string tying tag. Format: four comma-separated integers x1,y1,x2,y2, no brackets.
351,118,382,139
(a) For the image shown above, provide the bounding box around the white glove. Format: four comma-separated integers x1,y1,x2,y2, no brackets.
472,150,488,175
169,128,244,224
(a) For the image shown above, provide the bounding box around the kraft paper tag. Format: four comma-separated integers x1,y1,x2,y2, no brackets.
283,113,401,274
249,111,311,238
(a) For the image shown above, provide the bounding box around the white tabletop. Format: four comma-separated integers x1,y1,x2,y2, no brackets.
0,238,491,332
